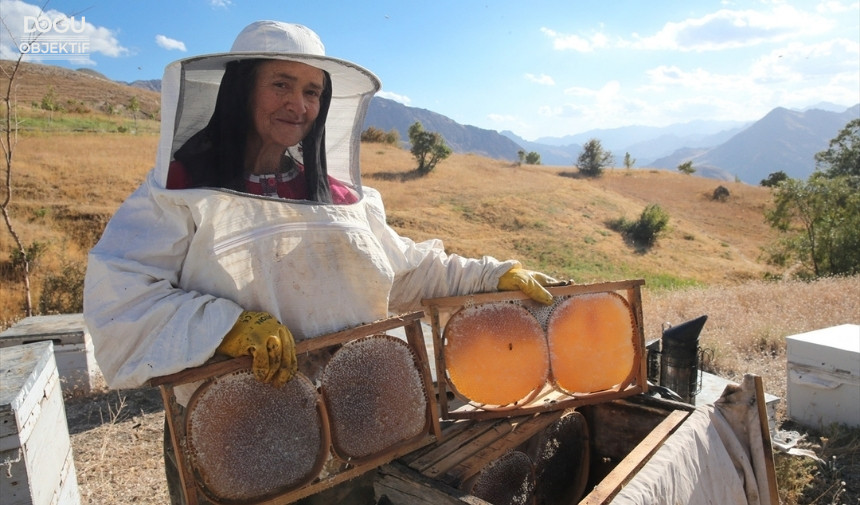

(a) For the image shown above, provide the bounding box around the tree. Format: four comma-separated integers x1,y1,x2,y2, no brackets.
40,86,61,122
677,160,695,175
760,171,788,187
129,95,140,126
2,24,40,316
576,139,613,177
814,118,860,182
624,152,636,169
764,174,860,277
408,121,451,175
517,149,526,165
525,151,541,165
763,122,860,278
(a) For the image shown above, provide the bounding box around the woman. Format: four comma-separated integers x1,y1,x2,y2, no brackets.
84,20,559,504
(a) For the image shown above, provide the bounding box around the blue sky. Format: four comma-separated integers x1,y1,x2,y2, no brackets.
1,0,858,140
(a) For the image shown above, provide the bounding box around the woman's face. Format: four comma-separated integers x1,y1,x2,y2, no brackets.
248,59,326,150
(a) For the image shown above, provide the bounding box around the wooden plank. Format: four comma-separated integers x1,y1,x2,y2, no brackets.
374,462,493,505
420,280,644,311
754,376,780,505
421,419,522,479
439,410,566,488
404,319,442,440
148,311,426,387
579,409,689,505
400,420,479,466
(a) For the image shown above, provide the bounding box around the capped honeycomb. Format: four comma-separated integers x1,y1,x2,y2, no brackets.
469,450,535,505
185,371,327,503
443,303,549,407
321,335,428,461
533,411,590,505
547,292,636,394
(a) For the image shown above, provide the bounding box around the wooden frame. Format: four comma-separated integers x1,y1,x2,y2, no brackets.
422,280,648,420
150,311,440,505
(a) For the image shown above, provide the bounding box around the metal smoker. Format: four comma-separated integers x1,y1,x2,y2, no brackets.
645,315,709,404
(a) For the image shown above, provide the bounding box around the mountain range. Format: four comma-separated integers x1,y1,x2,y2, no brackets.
24,62,860,186
362,96,858,184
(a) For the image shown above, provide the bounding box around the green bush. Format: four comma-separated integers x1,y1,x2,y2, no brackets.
608,204,670,248
629,204,670,246
38,263,85,314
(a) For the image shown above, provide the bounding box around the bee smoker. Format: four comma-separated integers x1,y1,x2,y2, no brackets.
645,315,708,404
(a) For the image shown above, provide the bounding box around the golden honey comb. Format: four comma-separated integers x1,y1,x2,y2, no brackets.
547,292,636,394
444,302,549,407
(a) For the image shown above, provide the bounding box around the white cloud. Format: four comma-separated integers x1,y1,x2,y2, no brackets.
632,6,832,51
0,0,128,64
540,27,609,52
155,34,186,52
377,90,411,105
816,0,859,13
525,73,555,85
210,0,233,7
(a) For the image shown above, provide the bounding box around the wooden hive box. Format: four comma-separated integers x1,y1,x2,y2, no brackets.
422,280,648,421
0,341,81,505
150,311,441,505
375,377,778,505
0,314,102,395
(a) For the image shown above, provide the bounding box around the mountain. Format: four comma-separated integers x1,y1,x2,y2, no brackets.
5,60,854,184
651,105,860,183
364,97,523,161
500,130,581,166
128,79,162,92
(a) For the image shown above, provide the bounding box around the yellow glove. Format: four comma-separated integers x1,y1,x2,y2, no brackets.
216,311,297,387
497,265,562,306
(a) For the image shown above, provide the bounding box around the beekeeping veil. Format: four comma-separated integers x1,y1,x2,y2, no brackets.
155,20,381,200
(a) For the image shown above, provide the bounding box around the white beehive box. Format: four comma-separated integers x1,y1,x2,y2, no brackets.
0,314,101,395
786,324,860,430
1,341,81,505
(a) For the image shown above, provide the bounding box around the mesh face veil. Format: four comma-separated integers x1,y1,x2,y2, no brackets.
155,21,381,201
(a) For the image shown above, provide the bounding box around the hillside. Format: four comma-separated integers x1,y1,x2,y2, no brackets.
0,59,161,121
0,60,785,323
361,146,776,287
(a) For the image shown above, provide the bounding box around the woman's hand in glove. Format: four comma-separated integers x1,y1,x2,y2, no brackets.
497,265,565,306
216,311,298,387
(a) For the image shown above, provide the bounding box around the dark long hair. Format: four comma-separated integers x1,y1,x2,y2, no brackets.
173,59,333,203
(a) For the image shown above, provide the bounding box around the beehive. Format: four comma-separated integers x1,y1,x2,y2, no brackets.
1,341,81,505
423,280,646,420
0,314,101,395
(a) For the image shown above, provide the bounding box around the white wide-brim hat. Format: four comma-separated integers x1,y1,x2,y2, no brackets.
156,21,381,190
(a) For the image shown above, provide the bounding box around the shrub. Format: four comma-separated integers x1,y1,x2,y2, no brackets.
608,204,670,248
38,263,85,314
629,204,670,246
712,185,730,201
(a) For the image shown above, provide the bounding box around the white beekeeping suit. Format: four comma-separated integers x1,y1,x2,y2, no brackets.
83,21,516,397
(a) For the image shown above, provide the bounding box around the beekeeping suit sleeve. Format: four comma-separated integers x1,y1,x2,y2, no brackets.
363,188,518,314
84,172,243,390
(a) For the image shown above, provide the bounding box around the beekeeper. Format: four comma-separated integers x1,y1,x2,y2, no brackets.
83,19,559,501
